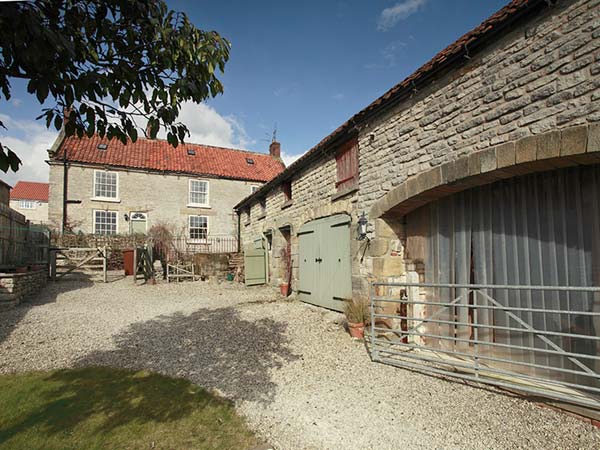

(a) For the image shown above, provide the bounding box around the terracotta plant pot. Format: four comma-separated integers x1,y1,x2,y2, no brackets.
280,283,290,296
347,321,365,339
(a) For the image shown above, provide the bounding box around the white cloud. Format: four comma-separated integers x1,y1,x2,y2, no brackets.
332,93,345,101
364,40,407,69
160,102,255,149
377,0,427,31
273,82,299,98
11,99,22,107
281,151,303,167
0,114,56,186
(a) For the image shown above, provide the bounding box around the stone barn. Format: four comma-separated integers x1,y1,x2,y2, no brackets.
236,0,600,418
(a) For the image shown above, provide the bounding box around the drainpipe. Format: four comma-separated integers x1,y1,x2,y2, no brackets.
62,148,68,234
236,210,241,253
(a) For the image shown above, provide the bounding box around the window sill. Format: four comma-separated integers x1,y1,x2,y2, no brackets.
187,204,211,209
91,197,120,203
281,200,293,210
331,185,358,202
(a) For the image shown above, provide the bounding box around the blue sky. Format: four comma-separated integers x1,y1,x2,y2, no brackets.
0,0,507,185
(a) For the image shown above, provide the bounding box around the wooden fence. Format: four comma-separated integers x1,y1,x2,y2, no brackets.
0,204,49,269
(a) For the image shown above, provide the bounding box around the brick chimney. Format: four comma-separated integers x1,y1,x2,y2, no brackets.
269,141,281,159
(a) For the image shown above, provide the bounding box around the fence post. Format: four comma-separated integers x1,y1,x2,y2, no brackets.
49,250,57,281
102,245,107,283
132,247,137,285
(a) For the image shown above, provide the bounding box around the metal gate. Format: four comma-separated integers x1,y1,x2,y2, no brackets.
298,214,351,311
244,236,267,286
370,281,600,411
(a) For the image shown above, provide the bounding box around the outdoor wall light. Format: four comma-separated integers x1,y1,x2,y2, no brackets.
124,213,129,222
357,211,370,241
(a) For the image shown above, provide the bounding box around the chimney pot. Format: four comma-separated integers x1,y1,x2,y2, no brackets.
269,141,281,159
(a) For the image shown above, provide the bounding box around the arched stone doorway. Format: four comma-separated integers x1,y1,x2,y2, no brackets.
371,162,600,412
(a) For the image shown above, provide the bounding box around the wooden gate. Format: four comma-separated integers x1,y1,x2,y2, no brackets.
298,214,351,311
244,236,267,286
50,247,108,282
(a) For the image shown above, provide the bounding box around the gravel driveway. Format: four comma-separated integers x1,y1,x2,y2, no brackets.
1,277,599,449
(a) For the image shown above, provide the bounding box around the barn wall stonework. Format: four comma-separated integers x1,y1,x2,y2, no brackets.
240,0,600,301
241,154,362,292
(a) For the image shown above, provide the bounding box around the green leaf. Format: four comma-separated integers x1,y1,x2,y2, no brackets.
4,0,231,151
36,83,49,104
54,115,63,131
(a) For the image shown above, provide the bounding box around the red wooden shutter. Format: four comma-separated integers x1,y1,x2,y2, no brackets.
335,138,358,192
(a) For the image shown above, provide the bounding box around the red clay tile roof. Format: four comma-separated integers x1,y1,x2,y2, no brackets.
10,181,49,202
235,0,545,209
53,135,285,183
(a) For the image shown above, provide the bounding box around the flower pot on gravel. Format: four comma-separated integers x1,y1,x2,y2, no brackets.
279,283,290,297
344,298,368,339
347,321,365,339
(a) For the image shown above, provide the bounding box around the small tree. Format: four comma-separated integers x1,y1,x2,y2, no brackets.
148,221,175,278
0,0,230,173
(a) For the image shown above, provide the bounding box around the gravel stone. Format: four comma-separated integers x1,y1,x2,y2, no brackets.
1,277,598,449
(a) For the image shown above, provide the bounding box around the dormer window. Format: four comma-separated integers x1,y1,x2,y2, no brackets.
246,158,254,165
97,144,108,150
187,148,196,156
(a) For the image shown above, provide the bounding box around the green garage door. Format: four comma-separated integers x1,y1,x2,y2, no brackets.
244,237,267,286
298,214,352,311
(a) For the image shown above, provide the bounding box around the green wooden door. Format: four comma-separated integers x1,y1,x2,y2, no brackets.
298,222,318,302
298,214,352,311
244,237,267,286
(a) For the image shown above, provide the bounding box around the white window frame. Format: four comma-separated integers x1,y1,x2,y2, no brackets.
92,170,119,202
188,215,209,241
18,200,35,209
188,179,210,207
93,210,118,235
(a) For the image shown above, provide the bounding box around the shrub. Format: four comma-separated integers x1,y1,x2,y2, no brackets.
344,298,369,324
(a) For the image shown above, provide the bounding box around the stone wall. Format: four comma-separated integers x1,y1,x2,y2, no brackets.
191,253,231,278
0,269,47,309
240,0,600,300
49,163,262,236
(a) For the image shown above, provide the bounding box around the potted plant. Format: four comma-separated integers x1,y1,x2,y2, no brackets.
344,298,369,339
279,244,292,296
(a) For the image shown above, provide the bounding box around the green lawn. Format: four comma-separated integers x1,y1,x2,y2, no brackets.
0,367,258,450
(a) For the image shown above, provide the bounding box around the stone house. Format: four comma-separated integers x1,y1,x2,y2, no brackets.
9,181,49,224
236,0,600,415
48,134,285,238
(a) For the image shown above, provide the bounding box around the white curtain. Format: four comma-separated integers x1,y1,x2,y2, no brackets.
420,165,600,389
